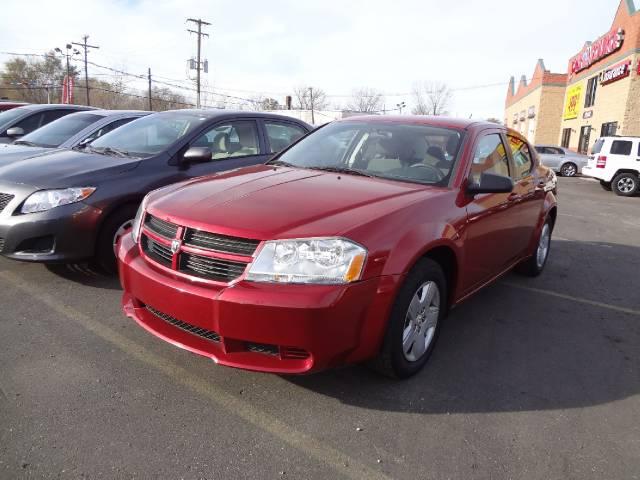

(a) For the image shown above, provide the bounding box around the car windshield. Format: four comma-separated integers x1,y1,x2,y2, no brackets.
16,112,103,148
271,121,464,186
89,112,208,157
0,107,27,131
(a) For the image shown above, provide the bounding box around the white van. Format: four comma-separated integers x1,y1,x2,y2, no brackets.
583,136,640,196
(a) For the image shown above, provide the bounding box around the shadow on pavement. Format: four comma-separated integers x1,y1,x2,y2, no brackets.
45,263,121,291
288,240,640,414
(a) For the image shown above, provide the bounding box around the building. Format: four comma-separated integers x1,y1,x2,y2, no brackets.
505,0,640,153
504,60,567,145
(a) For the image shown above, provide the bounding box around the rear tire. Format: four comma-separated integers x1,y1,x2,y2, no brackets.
94,205,138,274
611,172,639,197
370,258,447,379
560,162,577,177
515,217,552,277
599,180,612,191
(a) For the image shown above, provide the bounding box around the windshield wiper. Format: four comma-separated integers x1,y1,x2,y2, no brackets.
268,159,296,167
307,166,378,178
13,140,40,147
90,146,132,158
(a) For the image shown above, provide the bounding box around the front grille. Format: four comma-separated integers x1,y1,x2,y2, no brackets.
184,228,259,256
141,234,173,267
145,305,220,342
179,253,247,282
0,193,14,213
145,214,178,239
246,342,279,357
0,238,4,253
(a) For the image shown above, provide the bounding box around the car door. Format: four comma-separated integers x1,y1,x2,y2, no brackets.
178,119,270,179
462,131,523,293
505,134,540,256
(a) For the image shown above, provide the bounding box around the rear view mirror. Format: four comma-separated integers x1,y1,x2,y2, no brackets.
6,127,24,138
467,172,514,195
183,147,212,164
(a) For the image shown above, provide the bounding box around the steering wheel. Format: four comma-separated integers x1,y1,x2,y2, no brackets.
409,163,445,182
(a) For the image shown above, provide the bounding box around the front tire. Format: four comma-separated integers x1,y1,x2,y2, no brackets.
515,218,552,277
371,258,447,379
612,172,639,197
560,162,577,177
95,205,138,273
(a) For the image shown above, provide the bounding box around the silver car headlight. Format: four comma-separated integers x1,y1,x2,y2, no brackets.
246,238,367,284
131,195,150,243
21,187,96,214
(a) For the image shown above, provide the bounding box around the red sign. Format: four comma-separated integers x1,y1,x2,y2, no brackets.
600,60,631,85
570,27,625,74
61,75,74,104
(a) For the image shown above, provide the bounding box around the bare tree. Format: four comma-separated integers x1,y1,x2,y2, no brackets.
411,81,453,116
293,86,328,111
346,87,384,113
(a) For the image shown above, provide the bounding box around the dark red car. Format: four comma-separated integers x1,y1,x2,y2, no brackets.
118,116,557,378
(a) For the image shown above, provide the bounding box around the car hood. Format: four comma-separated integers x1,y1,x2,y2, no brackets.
147,164,439,240
0,149,142,188
0,144,53,166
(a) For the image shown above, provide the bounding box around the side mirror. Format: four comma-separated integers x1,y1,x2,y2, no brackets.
182,146,212,164
467,172,514,195
6,127,24,138
78,137,95,147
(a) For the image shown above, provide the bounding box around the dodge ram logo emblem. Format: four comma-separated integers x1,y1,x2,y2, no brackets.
170,239,182,254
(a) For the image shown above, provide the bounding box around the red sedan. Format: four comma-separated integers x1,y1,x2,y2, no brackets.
118,116,557,378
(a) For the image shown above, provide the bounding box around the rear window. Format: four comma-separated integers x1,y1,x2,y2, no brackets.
610,140,632,156
591,139,604,155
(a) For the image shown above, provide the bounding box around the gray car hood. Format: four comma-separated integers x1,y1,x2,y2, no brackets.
0,148,142,189
0,144,53,167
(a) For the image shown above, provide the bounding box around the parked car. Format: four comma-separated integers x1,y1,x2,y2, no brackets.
0,104,96,144
535,145,588,177
0,110,311,271
583,136,640,196
0,110,149,167
118,116,558,378
0,101,28,112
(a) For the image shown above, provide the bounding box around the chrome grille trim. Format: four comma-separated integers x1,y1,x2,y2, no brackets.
141,234,173,267
145,215,178,239
179,253,247,282
145,305,220,342
184,229,259,256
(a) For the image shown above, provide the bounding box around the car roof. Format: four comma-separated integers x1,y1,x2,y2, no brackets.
156,108,311,124
17,104,97,112
335,114,497,131
78,109,150,118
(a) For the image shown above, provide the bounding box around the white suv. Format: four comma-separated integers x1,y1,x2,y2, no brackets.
583,136,640,196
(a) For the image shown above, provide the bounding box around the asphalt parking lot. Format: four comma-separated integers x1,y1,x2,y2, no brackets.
1,177,639,480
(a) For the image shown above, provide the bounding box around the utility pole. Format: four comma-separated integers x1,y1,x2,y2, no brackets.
309,87,315,124
147,68,153,111
72,35,99,106
54,44,79,104
187,18,210,109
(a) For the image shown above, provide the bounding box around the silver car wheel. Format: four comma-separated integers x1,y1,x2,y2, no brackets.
561,163,577,177
617,177,636,193
536,223,551,269
402,281,440,362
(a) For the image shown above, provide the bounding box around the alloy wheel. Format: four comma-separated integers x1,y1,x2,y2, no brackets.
536,223,551,269
617,177,636,194
561,163,577,177
402,281,440,362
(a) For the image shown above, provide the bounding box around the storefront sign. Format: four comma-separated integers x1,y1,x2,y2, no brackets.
563,84,583,120
600,60,631,85
583,110,593,119
569,27,625,74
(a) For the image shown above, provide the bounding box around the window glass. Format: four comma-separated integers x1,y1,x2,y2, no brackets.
0,108,28,135
82,117,136,144
591,139,605,155
470,134,510,183
41,109,74,124
507,135,533,179
272,121,463,186
14,113,45,135
535,146,547,154
17,113,102,147
192,121,259,160
585,76,598,108
90,112,208,157
561,128,572,148
610,140,632,156
265,122,306,153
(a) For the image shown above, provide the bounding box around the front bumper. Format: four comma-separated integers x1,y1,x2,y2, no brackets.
118,234,400,374
0,189,102,262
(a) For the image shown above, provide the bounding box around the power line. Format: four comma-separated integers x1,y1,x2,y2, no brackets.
72,36,99,106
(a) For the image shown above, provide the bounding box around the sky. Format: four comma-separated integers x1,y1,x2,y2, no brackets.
0,0,631,119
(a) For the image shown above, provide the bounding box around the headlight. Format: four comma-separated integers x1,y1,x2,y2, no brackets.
246,238,367,284
21,187,96,214
131,195,149,243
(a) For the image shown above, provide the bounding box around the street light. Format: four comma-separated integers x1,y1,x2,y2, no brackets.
54,44,80,104
396,101,406,114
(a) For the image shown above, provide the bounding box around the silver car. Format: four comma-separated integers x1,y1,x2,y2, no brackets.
535,145,588,177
